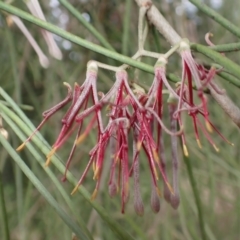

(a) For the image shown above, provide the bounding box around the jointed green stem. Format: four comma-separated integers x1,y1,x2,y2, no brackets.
217,72,240,88
0,3,154,73
210,42,240,52
189,0,240,38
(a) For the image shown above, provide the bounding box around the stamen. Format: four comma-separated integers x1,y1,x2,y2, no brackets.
71,184,80,195
152,149,160,164
92,161,96,172
71,153,96,195
16,119,48,151
91,188,98,200
196,139,202,149
213,144,219,152
93,166,100,180
45,147,57,167
153,166,159,181
75,114,97,145
16,142,27,152
205,120,213,133
183,144,189,157
156,186,162,197
166,182,174,195
75,133,87,145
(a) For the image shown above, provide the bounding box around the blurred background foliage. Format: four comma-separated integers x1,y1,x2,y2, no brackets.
0,0,240,239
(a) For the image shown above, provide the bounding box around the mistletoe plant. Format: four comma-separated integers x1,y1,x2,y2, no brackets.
1,1,240,240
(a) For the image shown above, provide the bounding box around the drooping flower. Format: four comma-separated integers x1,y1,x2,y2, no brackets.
17,48,230,215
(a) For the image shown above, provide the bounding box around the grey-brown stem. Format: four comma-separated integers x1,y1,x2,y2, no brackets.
209,84,240,128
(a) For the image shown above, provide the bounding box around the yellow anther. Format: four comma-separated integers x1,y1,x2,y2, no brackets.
153,167,159,181
73,82,79,87
71,184,80,195
196,139,202,149
183,144,189,157
124,182,129,194
91,189,98,200
105,104,111,112
136,141,142,151
114,153,121,164
6,16,14,27
166,182,174,195
156,186,162,197
93,166,100,180
213,144,219,152
153,149,160,163
63,82,71,88
45,147,57,167
16,142,26,152
92,161,96,172
75,133,87,145
206,121,213,133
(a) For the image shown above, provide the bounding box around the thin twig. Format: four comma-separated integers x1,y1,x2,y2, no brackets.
208,84,240,128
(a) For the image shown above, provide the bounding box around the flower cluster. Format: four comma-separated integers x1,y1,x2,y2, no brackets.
18,42,230,215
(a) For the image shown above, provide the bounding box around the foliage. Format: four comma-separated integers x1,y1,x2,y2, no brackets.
0,1,240,240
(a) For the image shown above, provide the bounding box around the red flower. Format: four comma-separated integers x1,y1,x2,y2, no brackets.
17,54,230,214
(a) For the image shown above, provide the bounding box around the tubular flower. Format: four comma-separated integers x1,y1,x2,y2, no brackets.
18,50,230,214
171,39,232,154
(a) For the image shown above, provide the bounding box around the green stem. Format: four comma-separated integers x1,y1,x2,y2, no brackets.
217,72,240,88
5,17,26,239
0,2,153,73
0,171,10,240
191,43,240,83
1,3,240,87
1,111,93,240
0,134,90,240
58,0,115,51
189,0,240,38
210,42,240,52
0,101,33,110
121,0,132,55
0,88,135,240
183,154,206,240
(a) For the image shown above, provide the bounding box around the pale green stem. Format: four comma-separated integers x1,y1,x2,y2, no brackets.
58,0,115,51
0,170,10,240
138,6,148,50
189,0,240,38
1,3,239,87
122,0,132,55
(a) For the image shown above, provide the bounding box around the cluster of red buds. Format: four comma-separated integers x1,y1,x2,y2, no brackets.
17,39,231,215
